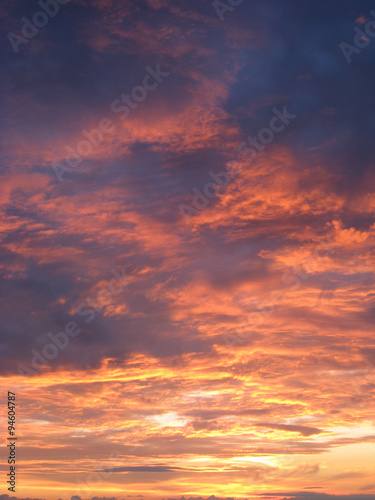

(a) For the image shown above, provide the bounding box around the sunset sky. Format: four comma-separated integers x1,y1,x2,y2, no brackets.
0,0,375,499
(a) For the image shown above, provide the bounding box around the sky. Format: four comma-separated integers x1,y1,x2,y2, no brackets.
0,0,375,498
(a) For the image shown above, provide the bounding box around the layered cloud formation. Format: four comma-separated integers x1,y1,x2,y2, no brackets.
0,0,374,499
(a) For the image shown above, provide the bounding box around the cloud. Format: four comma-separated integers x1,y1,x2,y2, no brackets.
267,495,375,500
1,0,374,497
99,466,184,473
254,423,324,437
